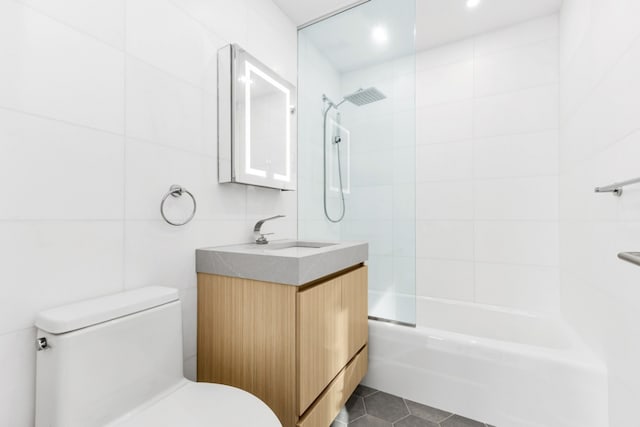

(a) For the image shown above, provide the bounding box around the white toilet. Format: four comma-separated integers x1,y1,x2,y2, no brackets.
34,286,281,427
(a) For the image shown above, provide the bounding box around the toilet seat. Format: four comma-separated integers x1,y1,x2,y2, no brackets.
109,381,281,427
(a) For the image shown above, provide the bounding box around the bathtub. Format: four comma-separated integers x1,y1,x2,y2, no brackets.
363,297,608,427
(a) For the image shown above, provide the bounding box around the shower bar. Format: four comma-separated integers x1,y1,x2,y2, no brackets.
594,176,640,197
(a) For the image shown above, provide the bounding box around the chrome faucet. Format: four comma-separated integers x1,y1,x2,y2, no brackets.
253,215,285,245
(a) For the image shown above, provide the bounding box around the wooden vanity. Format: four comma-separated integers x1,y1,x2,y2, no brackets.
197,263,368,427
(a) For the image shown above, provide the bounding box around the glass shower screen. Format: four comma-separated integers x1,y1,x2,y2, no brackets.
297,0,416,325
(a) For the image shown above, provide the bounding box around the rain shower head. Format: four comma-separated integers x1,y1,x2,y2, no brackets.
342,87,387,106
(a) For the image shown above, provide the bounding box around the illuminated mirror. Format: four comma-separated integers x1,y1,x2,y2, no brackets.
218,44,297,191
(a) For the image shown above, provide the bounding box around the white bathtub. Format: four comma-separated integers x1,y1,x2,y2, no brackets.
363,297,608,427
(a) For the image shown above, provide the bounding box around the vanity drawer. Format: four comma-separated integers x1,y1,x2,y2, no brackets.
297,346,368,427
297,266,368,414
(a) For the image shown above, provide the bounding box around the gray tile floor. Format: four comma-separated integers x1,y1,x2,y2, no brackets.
331,385,495,427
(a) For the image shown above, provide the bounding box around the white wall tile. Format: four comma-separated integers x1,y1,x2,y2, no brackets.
475,221,558,266
367,255,394,292
474,84,559,137
475,15,558,57
473,131,559,178
416,221,475,261
417,181,473,220
126,0,221,88
393,220,416,258
559,0,591,70
559,8,640,422
0,222,124,335
475,263,560,313
393,184,416,221
18,0,125,49
126,57,215,156
474,176,559,220
173,0,248,45
345,186,393,221
416,100,473,145
416,142,473,182
125,139,221,221
342,220,393,256
351,149,394,186
393,72,416,112
394,110,416,148
393,147,416,185
0,109,124,220
350,114,393,153
0,328,36,427
416,61,474,107
0,1,124,132
393,256,416,296
416,39,474,71
412,16,559,316
475,39,558,97
417,259,475,301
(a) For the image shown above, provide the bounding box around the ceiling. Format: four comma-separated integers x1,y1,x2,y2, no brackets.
415,0,562,51
272,0,362,28
275,0,563,71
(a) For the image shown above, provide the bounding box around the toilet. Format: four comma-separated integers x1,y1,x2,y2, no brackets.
34,286,281,427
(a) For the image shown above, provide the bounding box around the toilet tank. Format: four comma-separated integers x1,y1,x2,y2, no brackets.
35,287,185,427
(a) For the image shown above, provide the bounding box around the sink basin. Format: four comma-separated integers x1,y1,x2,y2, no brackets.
196,239,368,286
262,241,337,250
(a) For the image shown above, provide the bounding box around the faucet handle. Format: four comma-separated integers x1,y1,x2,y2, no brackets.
256,233,274,245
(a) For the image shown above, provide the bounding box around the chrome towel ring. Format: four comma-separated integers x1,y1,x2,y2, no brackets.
160,185,197,226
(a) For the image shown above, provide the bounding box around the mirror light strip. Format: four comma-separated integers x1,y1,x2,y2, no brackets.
244,60,291,182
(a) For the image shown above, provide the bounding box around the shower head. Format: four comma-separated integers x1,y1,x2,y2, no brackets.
342,87,386,106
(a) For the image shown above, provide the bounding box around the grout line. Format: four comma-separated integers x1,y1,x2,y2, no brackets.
416,128,559,149
122,1,128,293
416,32,559,73
414,256,559,269
0,105,124,138
471,35,478,304
392,413,412,425
125,134,217,159
561,28,640,122
415,173,560,185
416,82,558,112
13,0,124,51
124,52,218,97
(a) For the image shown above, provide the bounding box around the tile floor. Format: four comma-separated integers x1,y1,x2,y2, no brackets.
332,385,494,427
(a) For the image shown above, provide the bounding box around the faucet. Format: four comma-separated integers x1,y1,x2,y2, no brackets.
253,215,286,245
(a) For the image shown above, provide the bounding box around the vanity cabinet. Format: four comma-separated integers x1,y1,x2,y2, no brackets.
197,264,368,427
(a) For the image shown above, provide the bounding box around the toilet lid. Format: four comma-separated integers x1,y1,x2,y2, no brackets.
109,381,281,427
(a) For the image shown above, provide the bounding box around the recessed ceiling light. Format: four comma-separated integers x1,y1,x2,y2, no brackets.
466,0,481,9
371,25,388,44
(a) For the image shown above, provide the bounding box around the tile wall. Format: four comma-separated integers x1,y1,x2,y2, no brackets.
415,15,561,318
559,0,640,423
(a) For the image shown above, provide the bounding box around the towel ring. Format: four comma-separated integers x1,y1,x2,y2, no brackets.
160,185,197,226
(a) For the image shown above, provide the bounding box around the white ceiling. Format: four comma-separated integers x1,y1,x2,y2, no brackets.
276,0,563,71
415,0,563,51
272,0,361,28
